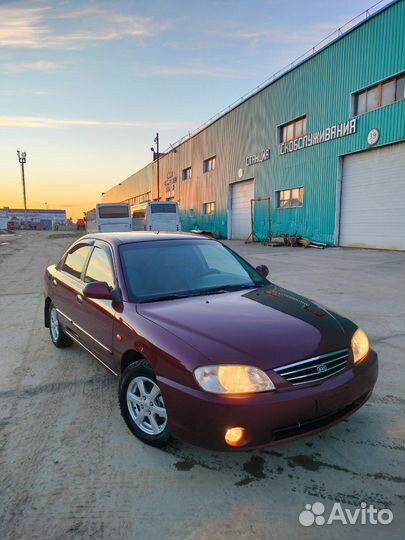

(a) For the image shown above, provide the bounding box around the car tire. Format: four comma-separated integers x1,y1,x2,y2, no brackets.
119,360,171,447
49,302,73,348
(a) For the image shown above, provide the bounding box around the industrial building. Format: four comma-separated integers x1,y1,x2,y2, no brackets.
102,0,405,250
5,209,67,229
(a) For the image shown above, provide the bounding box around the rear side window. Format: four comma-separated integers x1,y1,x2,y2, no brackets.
84,247,115,288
62,245,92,279
150,204,176,214
98,205,129,218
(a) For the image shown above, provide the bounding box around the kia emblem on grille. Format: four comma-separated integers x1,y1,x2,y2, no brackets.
317,364,327,373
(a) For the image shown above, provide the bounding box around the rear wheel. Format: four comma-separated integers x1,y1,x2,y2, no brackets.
49,303,73,348
119,360,170,447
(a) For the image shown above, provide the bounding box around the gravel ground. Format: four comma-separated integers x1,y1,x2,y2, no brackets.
0,231,404,540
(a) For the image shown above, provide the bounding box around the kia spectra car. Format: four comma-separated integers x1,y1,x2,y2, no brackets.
44,232,378,450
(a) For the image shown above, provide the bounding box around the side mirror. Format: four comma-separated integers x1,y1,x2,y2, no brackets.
83,281,112,300
255,264,269,278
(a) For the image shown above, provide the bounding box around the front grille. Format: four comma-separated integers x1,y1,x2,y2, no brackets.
273,348,349,385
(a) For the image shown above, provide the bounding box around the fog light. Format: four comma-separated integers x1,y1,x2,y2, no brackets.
225,427,246,447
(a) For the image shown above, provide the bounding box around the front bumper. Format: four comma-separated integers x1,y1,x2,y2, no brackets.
158,350,378,451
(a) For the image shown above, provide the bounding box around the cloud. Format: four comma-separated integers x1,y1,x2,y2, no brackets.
0,115,190,130
138,64,245,78
4,60,61,73
229,20,345,48
0,3,168,50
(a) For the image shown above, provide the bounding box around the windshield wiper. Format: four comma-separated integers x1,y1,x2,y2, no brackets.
140,292,198,303
140,284,265,303
188,284,264,296
212,284,264,292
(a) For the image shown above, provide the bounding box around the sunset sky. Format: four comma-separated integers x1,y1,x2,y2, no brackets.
0,0,384,220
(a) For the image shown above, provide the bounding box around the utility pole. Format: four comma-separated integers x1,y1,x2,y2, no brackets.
17,150,27,218
151,133,160,201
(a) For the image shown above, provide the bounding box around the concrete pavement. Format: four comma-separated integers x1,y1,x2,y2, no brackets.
0,232,403,540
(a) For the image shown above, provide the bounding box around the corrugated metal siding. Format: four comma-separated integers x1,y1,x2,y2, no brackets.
101,0,405,243
102,163,152,204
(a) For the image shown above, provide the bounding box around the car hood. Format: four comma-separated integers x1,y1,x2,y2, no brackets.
136,284,352,370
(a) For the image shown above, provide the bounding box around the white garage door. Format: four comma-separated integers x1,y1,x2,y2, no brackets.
339,143,405,250
231,179,255,239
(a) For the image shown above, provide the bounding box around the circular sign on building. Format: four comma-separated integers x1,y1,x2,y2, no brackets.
367,128,380,146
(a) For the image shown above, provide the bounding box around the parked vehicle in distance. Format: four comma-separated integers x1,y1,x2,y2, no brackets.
44,232,378,451
131,201,181,232
76,218,86,231
85,203,131,233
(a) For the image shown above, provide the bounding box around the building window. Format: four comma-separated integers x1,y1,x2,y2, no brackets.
182,167,192,180
203,202,216,215
277,188,304,208
354,73,405,116
203,156,216,173
278,116,307,144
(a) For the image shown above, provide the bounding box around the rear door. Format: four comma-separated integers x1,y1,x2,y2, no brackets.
53,242,94,341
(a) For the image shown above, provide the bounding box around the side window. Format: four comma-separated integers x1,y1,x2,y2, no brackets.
84,247,115,288
62,245,92,279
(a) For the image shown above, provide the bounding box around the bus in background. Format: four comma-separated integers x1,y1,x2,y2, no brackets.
131,201,181,232
85,203,131,233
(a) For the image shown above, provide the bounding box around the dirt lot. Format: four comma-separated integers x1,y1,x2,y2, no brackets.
0,232,404,540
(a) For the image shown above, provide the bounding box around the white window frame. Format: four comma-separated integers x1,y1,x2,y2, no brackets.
276,187,304,209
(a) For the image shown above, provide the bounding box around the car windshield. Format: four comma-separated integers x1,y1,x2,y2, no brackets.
119,239,268,303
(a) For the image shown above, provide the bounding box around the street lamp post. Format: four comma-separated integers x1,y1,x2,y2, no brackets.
17,150,27,219
150,132,160,201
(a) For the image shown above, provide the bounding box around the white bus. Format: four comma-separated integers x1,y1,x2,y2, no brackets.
86,203,132,233
131,201,181,232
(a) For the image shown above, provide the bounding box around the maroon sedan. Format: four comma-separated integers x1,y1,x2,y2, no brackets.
44,232,377,451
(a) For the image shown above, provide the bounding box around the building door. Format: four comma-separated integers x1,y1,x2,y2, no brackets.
339,142,405,250
230,179,255,239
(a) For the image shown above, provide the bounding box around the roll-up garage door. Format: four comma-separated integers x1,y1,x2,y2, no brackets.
231,179,255,239
339,143,405,250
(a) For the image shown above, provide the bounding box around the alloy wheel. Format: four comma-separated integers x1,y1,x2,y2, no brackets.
50,307,60,342
126,376,167,435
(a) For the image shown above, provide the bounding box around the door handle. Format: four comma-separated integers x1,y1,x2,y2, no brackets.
52,279,58,287
76,294,83,304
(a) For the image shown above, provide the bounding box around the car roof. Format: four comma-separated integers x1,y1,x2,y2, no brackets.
79,231,215,247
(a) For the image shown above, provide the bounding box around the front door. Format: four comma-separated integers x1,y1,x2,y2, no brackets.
78,243,117,374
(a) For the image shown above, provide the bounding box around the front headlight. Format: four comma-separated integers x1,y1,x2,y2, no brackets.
194,365,275,394
351,328,370,364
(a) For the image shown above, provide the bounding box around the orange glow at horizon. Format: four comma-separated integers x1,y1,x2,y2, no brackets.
0,182,100,221
0,139,147,221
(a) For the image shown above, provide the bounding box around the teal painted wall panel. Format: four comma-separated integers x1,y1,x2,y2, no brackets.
102,0,405,243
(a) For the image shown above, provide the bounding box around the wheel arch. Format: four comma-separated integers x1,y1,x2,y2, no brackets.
121,349,148,374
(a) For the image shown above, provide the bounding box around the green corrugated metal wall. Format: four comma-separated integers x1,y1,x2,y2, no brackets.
103,0,405,243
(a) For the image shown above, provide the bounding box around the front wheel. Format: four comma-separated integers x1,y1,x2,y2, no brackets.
49,303,73,348
119,360,170,447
